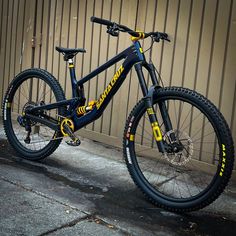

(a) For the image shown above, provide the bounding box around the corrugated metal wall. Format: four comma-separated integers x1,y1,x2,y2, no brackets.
0,0,235,166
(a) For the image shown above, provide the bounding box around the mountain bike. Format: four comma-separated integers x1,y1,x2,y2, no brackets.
2,17,234,212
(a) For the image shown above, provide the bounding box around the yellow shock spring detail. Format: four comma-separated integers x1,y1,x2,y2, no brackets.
151,122,162,141
77,106,86,115
77,100,96,115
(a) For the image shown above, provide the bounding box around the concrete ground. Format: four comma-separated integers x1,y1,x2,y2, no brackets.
0,126,236,236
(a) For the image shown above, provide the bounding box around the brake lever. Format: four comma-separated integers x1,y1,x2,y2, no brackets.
161,33,171,42
165,38,171,42
107,24,119,37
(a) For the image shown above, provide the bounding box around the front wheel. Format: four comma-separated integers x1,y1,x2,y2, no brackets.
123,87,234,212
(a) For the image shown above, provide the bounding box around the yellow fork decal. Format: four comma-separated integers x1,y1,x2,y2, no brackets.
151,122,162,141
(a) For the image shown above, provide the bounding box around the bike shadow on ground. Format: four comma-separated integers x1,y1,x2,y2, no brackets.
0,138,236,236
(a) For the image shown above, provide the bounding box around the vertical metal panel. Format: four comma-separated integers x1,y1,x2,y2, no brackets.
182,0,204,90
93,0,113,133
33,0,43,68
0,0,235,171
41,0,51,70
58,0,68,93
0,0,3,51
0,0,8,105
65,0,79,98
47,0,57,74
221,0,236,146
82,0,95,131
0,0,10,104
52,0,63,86
104,0,127,137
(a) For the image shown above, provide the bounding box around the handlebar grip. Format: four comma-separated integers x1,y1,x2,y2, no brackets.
90,16,113,27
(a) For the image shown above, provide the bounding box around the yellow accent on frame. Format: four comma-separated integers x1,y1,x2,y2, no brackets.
68,64,74,68
147,108,154,115
96,65,124,109
151,122,162,141
139,47,143,53
130,134,135,141
131,31,145,41
60,118,74,137
7,102,11,108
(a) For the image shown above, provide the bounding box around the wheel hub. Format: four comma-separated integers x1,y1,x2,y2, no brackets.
163,130,193,166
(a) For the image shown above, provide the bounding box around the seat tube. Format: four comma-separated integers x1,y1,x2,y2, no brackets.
68,59,78,97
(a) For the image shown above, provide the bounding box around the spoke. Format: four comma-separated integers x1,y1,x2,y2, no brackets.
16,136,62,144
38,79,44,100
179,106,192,130
182,111,202,132
19,87,29,101
135,133,153,142
38,87,50,103
176,101,183,139
192,130,215,142
26,79,30,95
137,122,153,138
191,120,210,140
192,148,219,156
135,146,156,154
173,100,178,128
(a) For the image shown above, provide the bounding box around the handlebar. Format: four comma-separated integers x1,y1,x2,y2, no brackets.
91,16,114,27
90,16,170,42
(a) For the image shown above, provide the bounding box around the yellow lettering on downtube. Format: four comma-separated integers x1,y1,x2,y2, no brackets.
151,122,162,141
96,65,124,109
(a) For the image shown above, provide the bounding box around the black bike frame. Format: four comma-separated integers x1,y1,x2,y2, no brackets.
29,41,147,127
27,40,172,152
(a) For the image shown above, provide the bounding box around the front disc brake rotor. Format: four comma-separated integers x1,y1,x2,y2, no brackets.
163,130,193,166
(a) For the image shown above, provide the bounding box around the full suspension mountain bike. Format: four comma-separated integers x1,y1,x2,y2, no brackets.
2,17,234,212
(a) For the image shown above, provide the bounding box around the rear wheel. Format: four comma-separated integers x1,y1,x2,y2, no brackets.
123,87,234,212
2,68,66,160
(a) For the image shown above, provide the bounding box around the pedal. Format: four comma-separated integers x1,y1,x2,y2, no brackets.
66,138,81,146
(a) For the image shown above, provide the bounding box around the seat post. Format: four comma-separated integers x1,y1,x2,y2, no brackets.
68,58,78,97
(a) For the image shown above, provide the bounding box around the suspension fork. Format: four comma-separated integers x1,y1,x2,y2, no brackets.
135,63,165,152
145,62,177,142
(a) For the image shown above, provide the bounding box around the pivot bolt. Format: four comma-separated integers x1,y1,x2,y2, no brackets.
173,147,178,152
